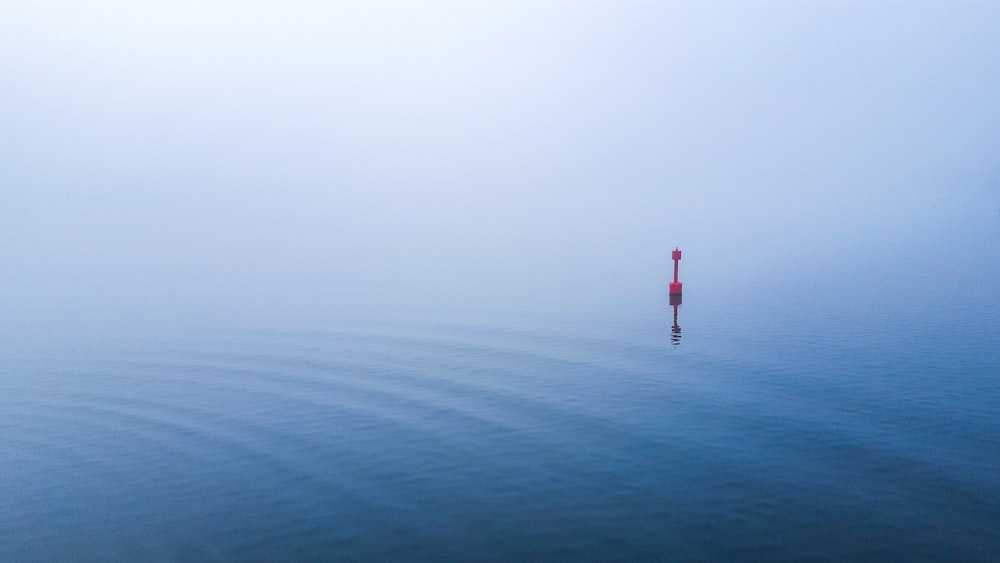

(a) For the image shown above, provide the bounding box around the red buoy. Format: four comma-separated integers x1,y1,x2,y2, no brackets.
669,247,683,296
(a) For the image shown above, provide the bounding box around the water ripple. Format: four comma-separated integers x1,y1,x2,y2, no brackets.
2,313,998,561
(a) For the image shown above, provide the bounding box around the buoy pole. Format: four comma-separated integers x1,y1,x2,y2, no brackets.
669,248,683,296
668,247,683,344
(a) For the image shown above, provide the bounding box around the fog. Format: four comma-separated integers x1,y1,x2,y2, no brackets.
4,1,999,317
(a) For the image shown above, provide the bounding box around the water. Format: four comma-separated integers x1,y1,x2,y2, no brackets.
2,278,998,561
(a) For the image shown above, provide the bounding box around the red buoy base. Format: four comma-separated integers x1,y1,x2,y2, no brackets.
669,281,683,295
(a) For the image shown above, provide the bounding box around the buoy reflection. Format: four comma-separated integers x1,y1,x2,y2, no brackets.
669,293,682,345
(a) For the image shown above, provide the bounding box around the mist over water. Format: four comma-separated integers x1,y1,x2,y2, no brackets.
4,1,999,315
3,2,1000,561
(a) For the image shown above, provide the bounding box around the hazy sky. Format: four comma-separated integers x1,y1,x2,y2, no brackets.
3,1,999,314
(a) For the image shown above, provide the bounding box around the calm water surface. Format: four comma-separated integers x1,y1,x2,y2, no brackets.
2,283,998,561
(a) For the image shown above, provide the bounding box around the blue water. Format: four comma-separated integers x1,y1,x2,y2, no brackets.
2,279,998,561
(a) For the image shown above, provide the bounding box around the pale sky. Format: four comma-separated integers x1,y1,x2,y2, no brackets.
3,1,999,314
